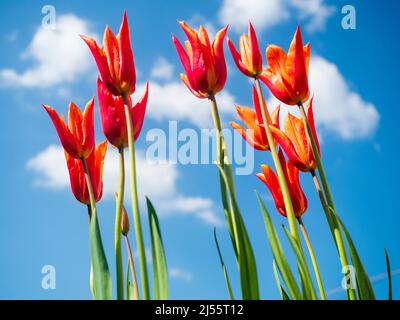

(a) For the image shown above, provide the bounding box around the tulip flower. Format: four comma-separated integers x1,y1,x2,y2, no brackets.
257,150,307,218
259,26,310,105
271,98,320,172
43,98,95,159
81,12,136,97
97,78,149,148
65,141,107,205
231,86,279,150
172,21,228,98
227,21,263,78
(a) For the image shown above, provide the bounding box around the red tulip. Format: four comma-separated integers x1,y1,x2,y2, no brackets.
231,86,279,151
65,141,107,205
97,78,148,148
172,21,228,98
43,98,94,159
81,11,136,97
271,98,320,172
227,21,263,78
259,26,310,105
257,150,307,218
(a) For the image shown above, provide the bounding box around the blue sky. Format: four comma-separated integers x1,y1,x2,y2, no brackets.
0,0,399,299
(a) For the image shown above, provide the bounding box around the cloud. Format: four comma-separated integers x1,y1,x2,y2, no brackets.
150,57,174,81
0,14,96,88
139,81,236,128
169,267,193,282
267,55,379,140
218,0,334,33
26,145,223,226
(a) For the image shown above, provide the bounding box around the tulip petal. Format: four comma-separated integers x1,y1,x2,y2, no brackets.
131,82,149,141
82,97,95,157
248,22,262,74
228,38,253,77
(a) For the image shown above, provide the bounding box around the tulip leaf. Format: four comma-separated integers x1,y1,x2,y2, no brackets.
272,260,290,300
385,249,392,300
282,225,317,300
256,192,302,300
126,260,138,300
214,228,235,300
89,209,112,299
335,212,375,300
147,197,169,300
216,164,260,300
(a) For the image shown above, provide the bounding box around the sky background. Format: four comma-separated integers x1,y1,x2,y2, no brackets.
0,0,399,300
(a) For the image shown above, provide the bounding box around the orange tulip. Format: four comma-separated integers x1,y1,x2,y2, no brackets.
43,98,94,159
97,78,148,148
172,21,228,98
231,86,279,151
227,21,263,78
65,141,107,205
259,26,310,105
81,12,136,97
257,150,307,218
271,98,320,172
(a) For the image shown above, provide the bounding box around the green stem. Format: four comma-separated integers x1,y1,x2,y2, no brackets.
255,79,301,246
209,94,240,255
298,217,326,300
123,94,150,300
298,102,356,300
114,147,125,300
125,234,140,300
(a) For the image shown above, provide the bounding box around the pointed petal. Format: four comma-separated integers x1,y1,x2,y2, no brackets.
307,97,321,156
131,82,149,141
248,21,263,74
82,97,95,157
228,38,253,77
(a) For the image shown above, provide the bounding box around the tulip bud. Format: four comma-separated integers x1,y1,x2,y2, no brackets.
121,205,130,236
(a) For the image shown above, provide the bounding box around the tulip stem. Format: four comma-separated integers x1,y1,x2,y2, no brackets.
298,103,356,300
114,147,125,300
297,217,326,300
123,94,150,300
124,234,140,300
209,94,239,255
255,79,301,246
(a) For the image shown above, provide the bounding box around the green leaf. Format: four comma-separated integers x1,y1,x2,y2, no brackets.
256,193,302,300
126,260,138,300
216,164,260,300
272,261,290,300
214,228,235,300
335,212,375,300
147,197,169,300
89,209,112,300
282,225,317,300
385,249,392,300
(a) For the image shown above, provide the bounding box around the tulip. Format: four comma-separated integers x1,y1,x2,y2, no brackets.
271,98,320,172
43,98,94,159
81,12,136,97
259,26,310,105
65,141,107,205
97,78,149,148
231,86,279,150
227,21,263,78
172,21,228,98
257,150,307,218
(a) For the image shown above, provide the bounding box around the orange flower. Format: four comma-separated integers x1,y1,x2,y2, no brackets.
231,86,279,151
97,78,148,148
172,21,228,98
259,26,310,105
43,98,94,159
271,98,320,172
81,11,136,96
227,21,263,78
257,150,307,218
65,141,107,205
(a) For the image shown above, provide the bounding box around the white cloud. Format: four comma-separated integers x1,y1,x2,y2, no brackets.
218,0,334,33
169,267,193,282
150,57,174,81
139,81,236,128
267,55,379,140
26,145,223,226
0,14,96,88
